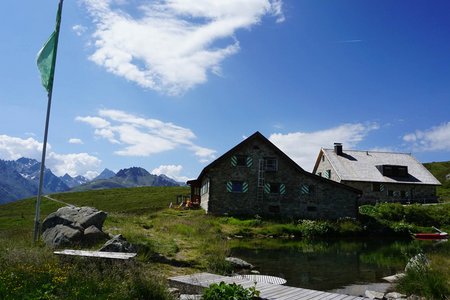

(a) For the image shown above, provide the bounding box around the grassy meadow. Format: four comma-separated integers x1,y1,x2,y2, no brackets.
1,186,449,299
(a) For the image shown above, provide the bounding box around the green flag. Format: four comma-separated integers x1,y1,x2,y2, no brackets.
36,0,63,93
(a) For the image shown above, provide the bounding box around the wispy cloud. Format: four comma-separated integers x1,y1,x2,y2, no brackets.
68,138,84,145
269,123,379,171
0,134,101,178
335,39,363,44
81,0,284,95
72,24,87,36
403,122,450,151
76,109,216,162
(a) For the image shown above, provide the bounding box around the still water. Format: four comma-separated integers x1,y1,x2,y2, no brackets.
230,238,442,293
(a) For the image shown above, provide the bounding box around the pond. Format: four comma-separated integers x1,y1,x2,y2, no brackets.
230,238,447,295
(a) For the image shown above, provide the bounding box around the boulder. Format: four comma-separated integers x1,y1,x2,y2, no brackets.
365,290,385,300
405,253,429,273
225,257,254,269
385,292,407,299
83,225,109,243
42,206,107,232
42,224,83,247
99,234,137,253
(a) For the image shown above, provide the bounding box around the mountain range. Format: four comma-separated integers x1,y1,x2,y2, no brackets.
0,157,182,204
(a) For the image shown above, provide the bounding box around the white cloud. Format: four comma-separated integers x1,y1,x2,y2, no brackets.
47,152,101,178
76,109,216,162
0,135,101,178
72,24,87,36
0,135,44,160
269,123,379,171
152,164,191,182
403,122,450,151
68,138,84,144
82,0,284,95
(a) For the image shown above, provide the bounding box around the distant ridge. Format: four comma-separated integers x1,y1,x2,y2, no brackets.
0,158,69,204
0,157,181,204
72,166,180,191
94,168,116,181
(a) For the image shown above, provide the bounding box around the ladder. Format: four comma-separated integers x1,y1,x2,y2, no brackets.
256,159,265,204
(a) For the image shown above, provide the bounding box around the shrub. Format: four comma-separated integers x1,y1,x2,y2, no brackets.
397,268,449,300
202,282,259,300
297,220,333,238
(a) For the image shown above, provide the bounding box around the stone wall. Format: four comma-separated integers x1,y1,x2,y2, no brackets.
314,152,340,181
201,139,358,220
343,181,438,204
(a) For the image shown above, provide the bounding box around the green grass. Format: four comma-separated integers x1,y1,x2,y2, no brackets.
423,160,450,202
1,186,450,298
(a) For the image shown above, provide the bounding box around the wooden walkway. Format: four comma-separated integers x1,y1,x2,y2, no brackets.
168,272,368,300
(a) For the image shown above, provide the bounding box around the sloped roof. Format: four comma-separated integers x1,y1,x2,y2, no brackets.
189,132,360,193
317,149,441,185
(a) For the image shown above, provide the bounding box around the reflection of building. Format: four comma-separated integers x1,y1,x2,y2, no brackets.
313,143,441,204
187,132,360,219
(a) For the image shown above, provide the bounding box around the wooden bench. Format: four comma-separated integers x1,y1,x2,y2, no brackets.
54,249,137,260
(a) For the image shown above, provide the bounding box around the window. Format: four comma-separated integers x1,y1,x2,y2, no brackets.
264,183,286,195
269,205,280,213
264,157,278,172
301,184,315,195
377,165,409,178
317,172,322,177
231,155,252,167
307,206,317,212
321,156,325,162
372,183,381,192
226,181,248,193
388,190,394,197
201,180,209,195
400,191,407,198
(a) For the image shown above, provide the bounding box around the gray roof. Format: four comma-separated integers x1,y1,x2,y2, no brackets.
321,149,441,185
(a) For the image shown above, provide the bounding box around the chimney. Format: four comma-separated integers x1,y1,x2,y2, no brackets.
334,143,343,155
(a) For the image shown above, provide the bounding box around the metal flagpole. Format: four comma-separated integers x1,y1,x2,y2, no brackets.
33,0,64,242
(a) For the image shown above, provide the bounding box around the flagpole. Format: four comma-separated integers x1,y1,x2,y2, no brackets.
34,0,64,243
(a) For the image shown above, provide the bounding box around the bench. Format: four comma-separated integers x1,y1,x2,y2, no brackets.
54,249,137,260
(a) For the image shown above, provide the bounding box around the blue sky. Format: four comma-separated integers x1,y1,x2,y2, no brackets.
1,0,449,182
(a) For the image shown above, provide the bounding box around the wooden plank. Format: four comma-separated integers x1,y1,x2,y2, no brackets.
54,249,136,260
168,273,369,300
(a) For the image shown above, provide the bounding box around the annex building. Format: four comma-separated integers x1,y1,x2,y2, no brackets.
313,143,441,204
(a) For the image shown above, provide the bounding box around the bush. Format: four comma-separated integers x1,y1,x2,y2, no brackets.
297,220,333,238
202,282,259,300
397,268,449,299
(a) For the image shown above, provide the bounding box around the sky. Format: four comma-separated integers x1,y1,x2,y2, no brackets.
0,0,449,182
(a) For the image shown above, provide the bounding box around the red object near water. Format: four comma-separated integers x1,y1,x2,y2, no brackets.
414,232,448,240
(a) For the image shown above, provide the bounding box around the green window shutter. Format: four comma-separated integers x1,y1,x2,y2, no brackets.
246,156,253,168
226,181,233,192
242,182,249,193
264,183,271,194
301,184,309,195
380,184,385,192
280,183,286,195
231,155,237,167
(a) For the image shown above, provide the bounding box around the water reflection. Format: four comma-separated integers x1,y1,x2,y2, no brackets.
230,238,419,291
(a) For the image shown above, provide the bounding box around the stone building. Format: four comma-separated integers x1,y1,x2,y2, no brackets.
187,132,360,219
312,143,441,204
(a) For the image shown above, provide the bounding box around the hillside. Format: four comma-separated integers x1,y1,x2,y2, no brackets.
0,186,190,232
423,161,450,201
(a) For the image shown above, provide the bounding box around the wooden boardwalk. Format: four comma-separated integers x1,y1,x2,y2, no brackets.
168,272,368,300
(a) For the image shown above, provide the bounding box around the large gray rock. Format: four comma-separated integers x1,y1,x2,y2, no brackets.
42,224,83,247
99,234,136,253
225,257,254,269
42,206,107,232
405,253,429,273
83,225,109,243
